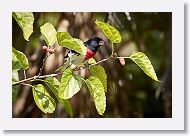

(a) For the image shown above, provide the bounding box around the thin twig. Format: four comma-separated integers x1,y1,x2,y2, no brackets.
13,51,130,87
13,76,34,86
12,57,111,86
88,56,130,67
21,83,33,87
88,43,114,67
89,56,112,67
12,72,63,86
30,78,45,82
116,57,130,59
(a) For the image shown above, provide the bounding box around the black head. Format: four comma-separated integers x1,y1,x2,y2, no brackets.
84,37,106,52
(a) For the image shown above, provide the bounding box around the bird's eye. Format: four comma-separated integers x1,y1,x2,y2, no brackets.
99,40,106,46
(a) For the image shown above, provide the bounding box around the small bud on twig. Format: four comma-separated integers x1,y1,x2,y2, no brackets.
42,46,48,52
119,58,125,65
112,53,118,59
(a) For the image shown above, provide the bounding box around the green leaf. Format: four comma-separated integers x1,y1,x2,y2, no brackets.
95,20,121,43
89,65,107,92
57,32,87,55
40,22,57,46
86,76,106,115
88,58,96,64
130,52,159,82
32,84,56,113
12,47,29,70
12,52,22,71
12,85,19,103
12,70,19,84
12,70,19,103
45,77,73,117
12,12,34,41
57,32,72,40
59,68,82,99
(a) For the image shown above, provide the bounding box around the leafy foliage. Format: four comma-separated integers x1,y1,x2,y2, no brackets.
57,32,87,55
12,47,29,104
40,22,57,46
45,77,73,117
86,76,106,115
12,12,34,41
95,20,121,43
12,85,19,103
130,52,159,82
32,84,56,113
58,68,82,99
57,32,72,40
12,70,19,84
12,47,29,70
12,52,22,71
12,70,19,103
12,14,161,117
89,65,107,92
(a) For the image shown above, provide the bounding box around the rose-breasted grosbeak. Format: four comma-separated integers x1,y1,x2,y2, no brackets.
57,37,106,71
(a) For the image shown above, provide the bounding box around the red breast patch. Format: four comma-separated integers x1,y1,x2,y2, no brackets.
84,48,96,60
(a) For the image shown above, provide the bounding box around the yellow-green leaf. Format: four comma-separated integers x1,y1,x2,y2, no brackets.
45,77,73,117
12,47,29,70
57,32,87,55
13,12,34,41
12,70,19,103
40,22,57,46
89,65,107,92
95,20,121,43
12,85,19,103
12,70,19,84
12,52,22,71
32,84,56,113
57,32,72,40
130,52,159,82
88,58,96,64
86,76,106,115
58,68,82,99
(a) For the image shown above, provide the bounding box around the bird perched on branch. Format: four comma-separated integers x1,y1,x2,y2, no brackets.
57,37,106,71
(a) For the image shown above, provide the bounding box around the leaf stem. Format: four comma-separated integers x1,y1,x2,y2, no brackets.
80,78,86,83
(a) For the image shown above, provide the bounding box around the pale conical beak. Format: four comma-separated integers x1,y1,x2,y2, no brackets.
99,40,106,46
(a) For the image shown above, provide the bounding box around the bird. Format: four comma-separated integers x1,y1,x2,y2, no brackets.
57,37,106,71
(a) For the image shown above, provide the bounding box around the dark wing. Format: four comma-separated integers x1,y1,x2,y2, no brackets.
64,50,80,58
64,40,87,58
84,40,88,47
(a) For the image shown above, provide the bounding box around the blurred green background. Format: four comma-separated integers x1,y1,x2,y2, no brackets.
12,12,172,118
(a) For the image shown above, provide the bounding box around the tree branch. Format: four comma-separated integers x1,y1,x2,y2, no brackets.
12,72,63,86
12,48,130,87
21,83,33,87
88,56,112,67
